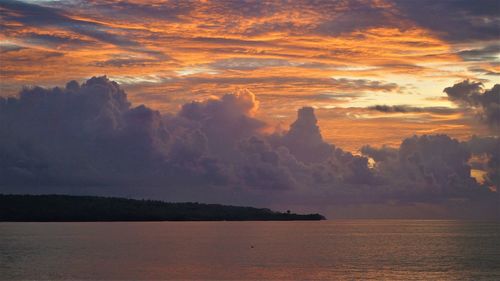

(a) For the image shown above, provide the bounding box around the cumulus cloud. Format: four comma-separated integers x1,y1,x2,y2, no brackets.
443,80,500,129
178,89,265,159
235,136,296,190
279,107,333,163
1,77,153,185
361,135,496,203
361,145,398,162
0,77,498,219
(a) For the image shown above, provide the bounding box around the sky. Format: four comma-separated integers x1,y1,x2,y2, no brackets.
0,0,499,218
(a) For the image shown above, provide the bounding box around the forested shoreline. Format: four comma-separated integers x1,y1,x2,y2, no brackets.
0,194,325,221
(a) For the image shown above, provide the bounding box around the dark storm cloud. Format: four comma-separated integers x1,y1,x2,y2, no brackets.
0,77,497,218
444,80,484,104
235,136,297,190
0,77,374,193
443,80,500,129
361,135,496,201
394,0,500,42
275,107,333,164
0,76,223,188
178,89,266,160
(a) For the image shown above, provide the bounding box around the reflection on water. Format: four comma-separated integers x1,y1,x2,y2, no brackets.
1,220,499,280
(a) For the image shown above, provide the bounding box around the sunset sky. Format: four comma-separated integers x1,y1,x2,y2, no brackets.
0,0,499,218
1,0,498,151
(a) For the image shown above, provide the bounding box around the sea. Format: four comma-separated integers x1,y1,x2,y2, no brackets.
1,220,499,280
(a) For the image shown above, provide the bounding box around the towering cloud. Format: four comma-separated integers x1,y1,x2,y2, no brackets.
280,107,332,163
0,77,498,218
444,80,500,130
365,135,478,196
178,89,265,159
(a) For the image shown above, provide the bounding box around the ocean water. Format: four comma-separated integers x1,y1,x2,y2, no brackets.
0,220,499,280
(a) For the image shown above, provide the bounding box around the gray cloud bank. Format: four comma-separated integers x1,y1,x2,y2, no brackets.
0,77,498,219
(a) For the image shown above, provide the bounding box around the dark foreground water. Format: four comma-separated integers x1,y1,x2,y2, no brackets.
1,220,499,280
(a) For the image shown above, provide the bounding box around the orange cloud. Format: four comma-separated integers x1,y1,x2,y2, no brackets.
1,0,498,152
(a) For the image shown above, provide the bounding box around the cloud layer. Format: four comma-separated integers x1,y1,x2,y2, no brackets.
1,0,498,154
1,77,498,218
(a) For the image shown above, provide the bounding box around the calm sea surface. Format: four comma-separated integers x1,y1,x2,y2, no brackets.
0,220,499,280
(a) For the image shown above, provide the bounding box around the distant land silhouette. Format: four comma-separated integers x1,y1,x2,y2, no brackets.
0,194,325,222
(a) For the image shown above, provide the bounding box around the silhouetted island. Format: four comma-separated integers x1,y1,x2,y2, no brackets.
0,194,325,222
